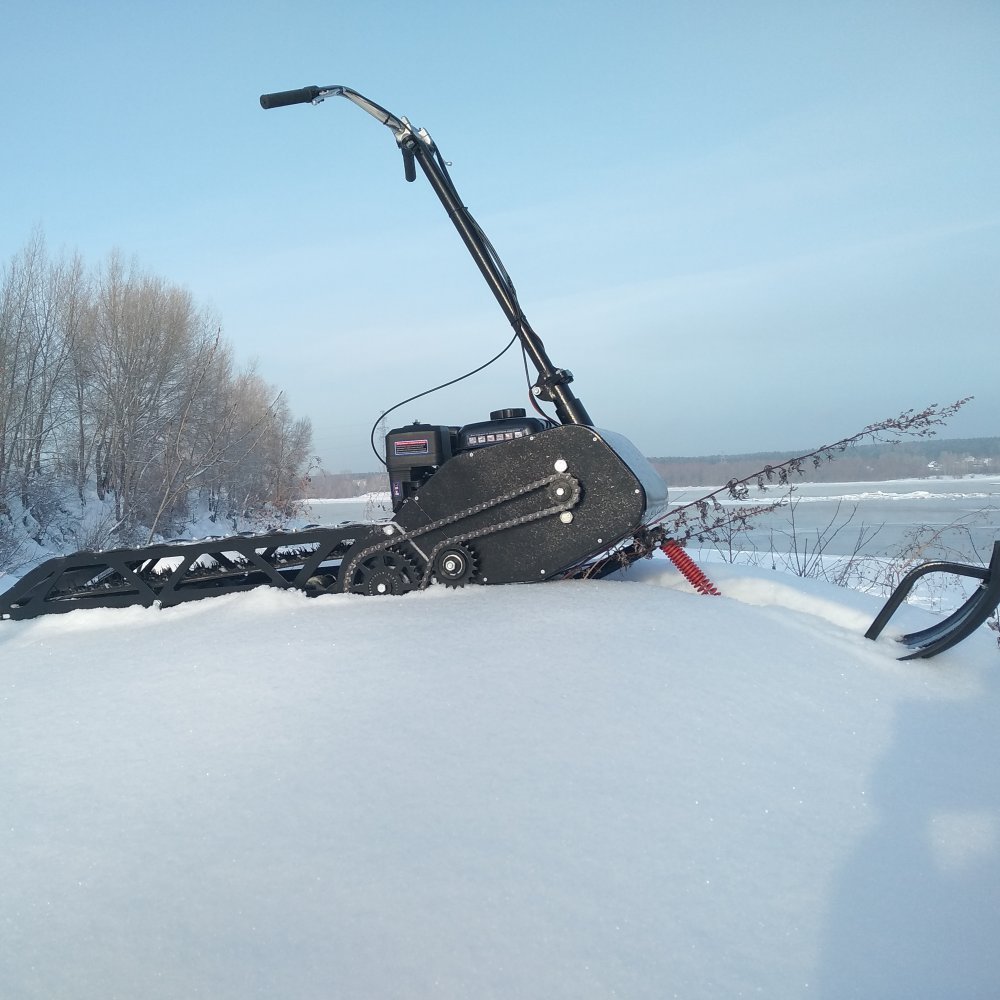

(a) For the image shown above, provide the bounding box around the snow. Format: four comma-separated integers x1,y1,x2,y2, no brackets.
0,557,997,999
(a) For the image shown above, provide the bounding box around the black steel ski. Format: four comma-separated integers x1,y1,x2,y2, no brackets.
865,540,1000,659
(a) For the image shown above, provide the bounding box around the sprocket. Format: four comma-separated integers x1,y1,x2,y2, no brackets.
347,549,420,596
432,543,479,588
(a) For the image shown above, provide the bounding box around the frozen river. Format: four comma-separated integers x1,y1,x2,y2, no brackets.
670,476,1000,563
304,476,999,565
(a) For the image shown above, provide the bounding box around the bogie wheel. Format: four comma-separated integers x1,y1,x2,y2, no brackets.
349,550,420,596
433,544,479,588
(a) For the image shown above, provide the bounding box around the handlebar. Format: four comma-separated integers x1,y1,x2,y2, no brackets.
260,86,322,109
257,82,593,426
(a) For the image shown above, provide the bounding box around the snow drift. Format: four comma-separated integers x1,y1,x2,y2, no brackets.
1,559,996,999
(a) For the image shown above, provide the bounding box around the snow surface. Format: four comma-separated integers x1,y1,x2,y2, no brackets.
1,558,997,999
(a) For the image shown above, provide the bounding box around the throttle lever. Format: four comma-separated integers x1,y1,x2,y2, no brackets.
401,147,416,182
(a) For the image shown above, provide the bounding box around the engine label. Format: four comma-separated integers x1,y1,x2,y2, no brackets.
393,438,430,456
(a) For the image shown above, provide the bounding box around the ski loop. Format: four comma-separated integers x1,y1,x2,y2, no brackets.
866,540,1000,660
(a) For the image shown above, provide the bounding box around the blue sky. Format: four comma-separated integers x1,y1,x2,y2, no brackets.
3,0,998,471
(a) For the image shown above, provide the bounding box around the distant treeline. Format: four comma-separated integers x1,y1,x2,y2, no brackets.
651,436,1000,487
307,470,390,499
1,231,313,549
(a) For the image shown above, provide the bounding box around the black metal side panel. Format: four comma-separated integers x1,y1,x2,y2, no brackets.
596,427,670,523
391,423,661,585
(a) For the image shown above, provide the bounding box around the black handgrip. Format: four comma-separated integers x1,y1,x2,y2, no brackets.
259,86,321,110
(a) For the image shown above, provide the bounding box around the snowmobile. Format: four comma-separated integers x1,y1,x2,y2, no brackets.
0,85,670,620
2,85,997,661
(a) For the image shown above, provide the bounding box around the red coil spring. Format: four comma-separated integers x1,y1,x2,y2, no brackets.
661,540,721,596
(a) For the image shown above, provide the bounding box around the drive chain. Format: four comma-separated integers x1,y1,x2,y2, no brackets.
339,472,581,591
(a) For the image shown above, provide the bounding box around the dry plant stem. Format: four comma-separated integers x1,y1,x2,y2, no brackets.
655,398,973,545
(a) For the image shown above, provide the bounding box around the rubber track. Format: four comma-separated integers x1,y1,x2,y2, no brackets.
0,525,371,620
